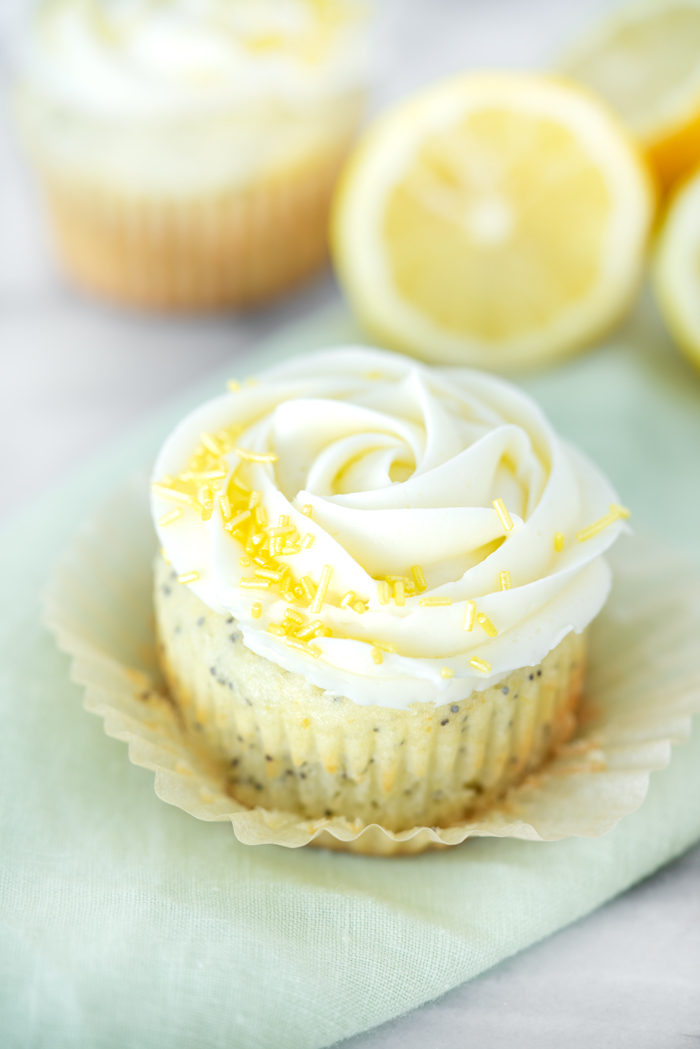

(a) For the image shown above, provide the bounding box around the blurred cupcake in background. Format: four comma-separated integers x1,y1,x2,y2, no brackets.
14,0,371,310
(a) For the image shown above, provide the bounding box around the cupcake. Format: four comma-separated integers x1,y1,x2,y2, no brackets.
150,346,628,833
14,0,370,310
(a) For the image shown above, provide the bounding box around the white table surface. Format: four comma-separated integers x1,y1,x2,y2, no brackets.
2,2,699,1046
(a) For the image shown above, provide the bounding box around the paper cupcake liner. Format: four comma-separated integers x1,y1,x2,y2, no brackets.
37,143,350,311
44,473,700,855
154,551,586,833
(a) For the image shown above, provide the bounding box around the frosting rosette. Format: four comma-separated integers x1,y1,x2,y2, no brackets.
151,346,628,708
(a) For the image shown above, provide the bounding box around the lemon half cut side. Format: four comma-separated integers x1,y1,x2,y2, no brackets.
654,169,700,371
332,72,654,371
563,0,700,191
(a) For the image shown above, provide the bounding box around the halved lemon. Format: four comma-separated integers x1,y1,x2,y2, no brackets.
562,0,700,191
331,72,653,371
654,168,700,370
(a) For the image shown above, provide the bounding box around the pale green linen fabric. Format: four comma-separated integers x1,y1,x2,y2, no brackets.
2,299,700,1049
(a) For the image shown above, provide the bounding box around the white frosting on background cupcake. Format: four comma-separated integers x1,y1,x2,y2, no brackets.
15,0,370,192
23,0,369,118
152,346,628,708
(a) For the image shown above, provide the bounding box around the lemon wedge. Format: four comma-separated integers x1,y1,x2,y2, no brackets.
654,168,700,370
563,0,700,191
332,73,653,370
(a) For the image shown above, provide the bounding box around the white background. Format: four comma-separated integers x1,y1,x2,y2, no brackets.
1,2,698,1045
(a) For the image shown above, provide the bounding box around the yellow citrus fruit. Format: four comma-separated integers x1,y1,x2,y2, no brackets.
654,167,700,369
331,72,654,371
563,0,700,192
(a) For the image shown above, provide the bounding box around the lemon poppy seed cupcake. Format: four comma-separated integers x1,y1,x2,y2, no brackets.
15,0,370,310
151,346,628,834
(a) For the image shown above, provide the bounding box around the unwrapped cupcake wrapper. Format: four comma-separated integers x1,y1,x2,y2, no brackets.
44,473,700,855
37,143,350,311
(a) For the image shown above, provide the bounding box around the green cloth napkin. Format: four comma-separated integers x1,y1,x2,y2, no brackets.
2,298,700,1049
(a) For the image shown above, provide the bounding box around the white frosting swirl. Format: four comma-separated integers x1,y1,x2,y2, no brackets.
152,346,627,709
22,0,369,119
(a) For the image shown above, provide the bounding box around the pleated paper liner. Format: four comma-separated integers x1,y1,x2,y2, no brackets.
43,474,700,855
38,140,350,312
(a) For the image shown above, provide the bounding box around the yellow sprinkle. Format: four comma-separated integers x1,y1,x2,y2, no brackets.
151,483,199,509
255,506,267,527
255,567,288,582
268,623,287,637
177,571,200,584
464,600,476,632
281,544,301,555
159,508,182,527
219,493,232,521
248,491,261,510
240,578,272,590
301,504,312,517
371,647,383,665
301,533,315,549
554,532,565,553
224,509,251,532
284,608,304,624
352,600,368,615
420,596,452,607
493,498,514,532
393,580,405,607
240,556,251,567
440,668,454,679
160,548,170,565
301,576,317,601
295,620,325,641
477,613,498,637
274,536,284,556
200,432,223,456
251,601,262,619
250,532,266,547
340,591,355,609
500,570,512,591
371,640,397,653
611,503,631,519
576,509,621,543
310,565,332,615
269,525,295,537
226,379,240,392
378,581,391,605
234,447,278,463
278,515,289,527
286,638,321,658
470,657,491,673
411,565,427,593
